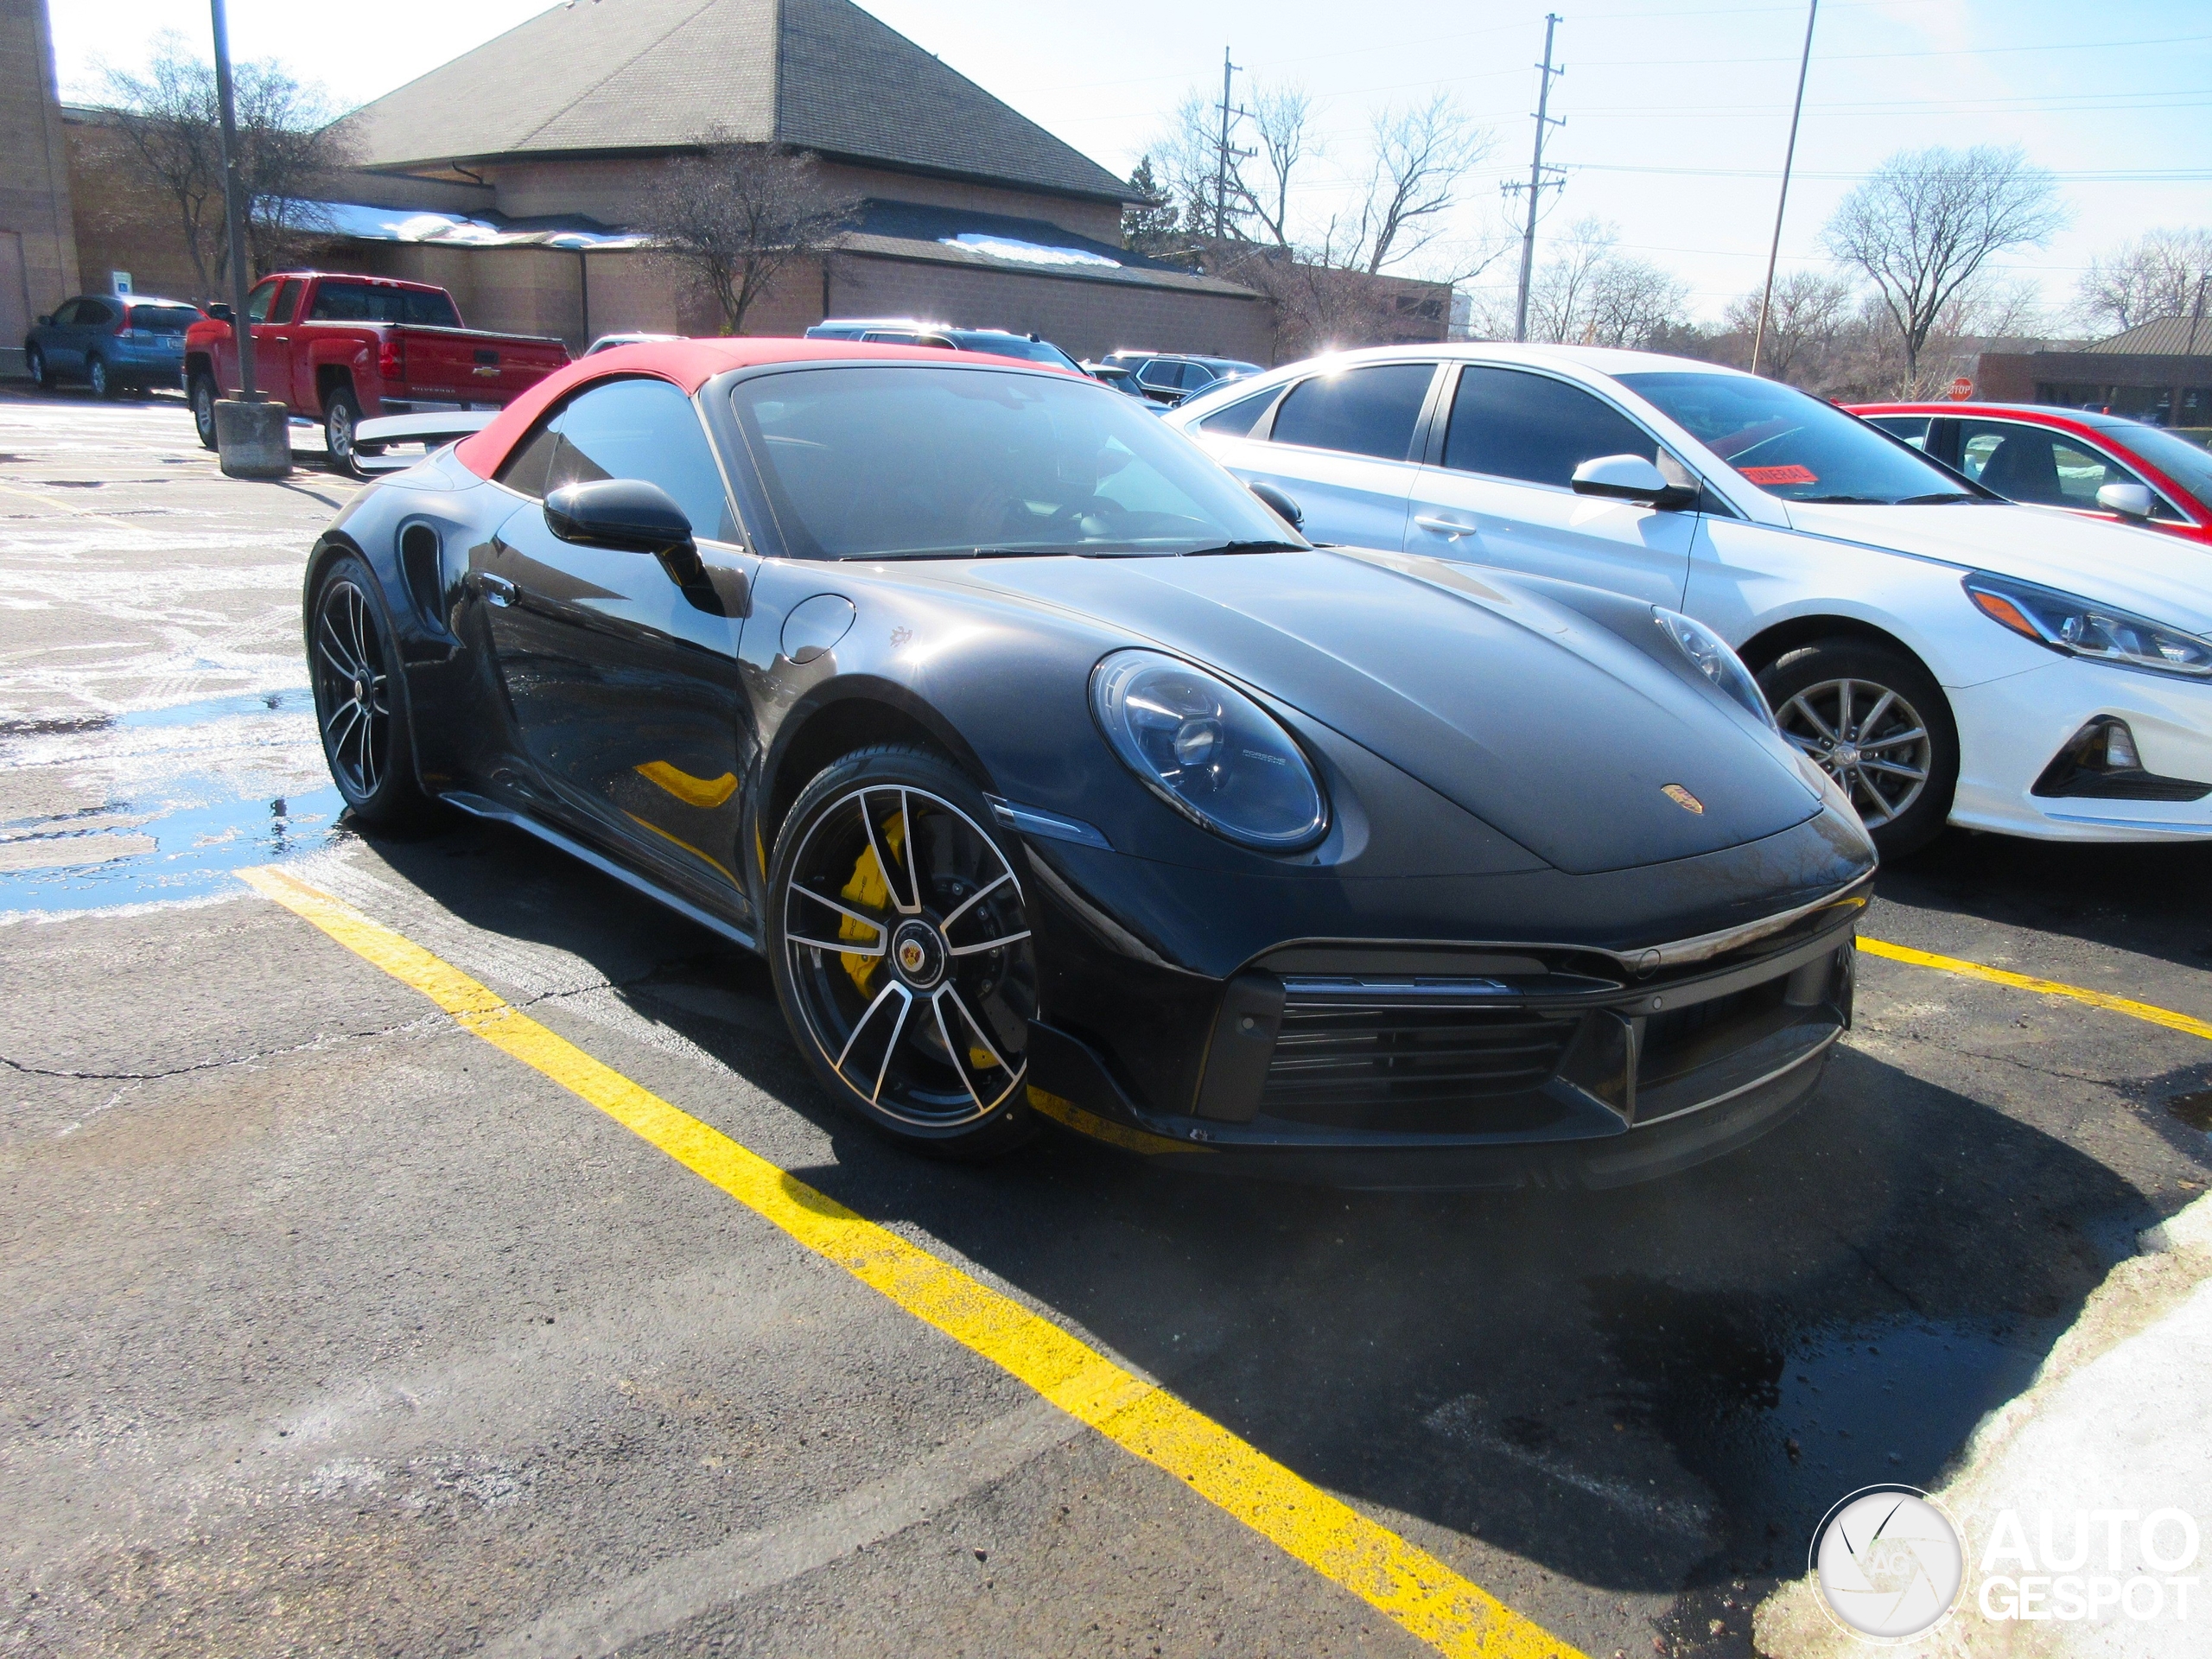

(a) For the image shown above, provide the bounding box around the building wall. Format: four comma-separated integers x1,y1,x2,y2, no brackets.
0,0,80,371
1978,350,2212,427
60,111,207,303
827,252,1270,363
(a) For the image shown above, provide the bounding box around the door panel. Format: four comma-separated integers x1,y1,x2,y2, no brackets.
479,504,754,904
1403,467,1694,603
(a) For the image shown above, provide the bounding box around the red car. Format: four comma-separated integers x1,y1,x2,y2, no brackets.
1850,401,2212,547
183,272,569,474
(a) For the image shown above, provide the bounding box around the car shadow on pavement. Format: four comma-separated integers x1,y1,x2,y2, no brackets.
360,817,2169,1634
1879,825,2212,976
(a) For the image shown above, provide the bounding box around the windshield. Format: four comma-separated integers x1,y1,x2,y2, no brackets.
1619,371,1972,505
129,305,200,334
2111,423,2212,505
307,282,461,328
729,365,1305,560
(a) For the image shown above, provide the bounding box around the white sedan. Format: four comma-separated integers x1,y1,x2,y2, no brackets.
1166,345,2212,855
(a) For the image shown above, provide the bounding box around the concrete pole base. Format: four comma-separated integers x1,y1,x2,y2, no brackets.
213,398,292,480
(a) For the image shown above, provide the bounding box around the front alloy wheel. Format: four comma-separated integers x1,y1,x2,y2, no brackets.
1759,637,1957,858
771,752,1038,1154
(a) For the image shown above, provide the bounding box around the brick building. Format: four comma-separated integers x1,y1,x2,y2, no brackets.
1974,315,2212,433
0,0,79,375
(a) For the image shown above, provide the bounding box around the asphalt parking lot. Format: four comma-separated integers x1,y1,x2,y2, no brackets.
3,384,2209,1659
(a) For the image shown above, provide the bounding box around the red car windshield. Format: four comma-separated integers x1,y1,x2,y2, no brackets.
2112,423,2212,505
1621,372,1973,505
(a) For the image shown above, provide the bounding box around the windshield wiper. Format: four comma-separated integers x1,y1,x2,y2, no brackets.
1182,539,1306,556
1899,491,1983,505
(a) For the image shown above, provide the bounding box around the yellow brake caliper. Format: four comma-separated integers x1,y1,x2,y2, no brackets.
837,812,903,993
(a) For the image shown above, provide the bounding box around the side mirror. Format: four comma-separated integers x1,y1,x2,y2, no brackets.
1249,480,1304,527
1571,454,1675,503
35,314,51,327
207,302,233,322
545,479,696,556
2096,480,2155,521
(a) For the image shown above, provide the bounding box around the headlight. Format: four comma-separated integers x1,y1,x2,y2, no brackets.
1090,650,1327,849
1965,572,2212,680
1654,607,1776,729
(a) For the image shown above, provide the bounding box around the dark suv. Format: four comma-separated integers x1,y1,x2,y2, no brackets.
25,294,205,397
1096,351,1262,405
804,318,1084,372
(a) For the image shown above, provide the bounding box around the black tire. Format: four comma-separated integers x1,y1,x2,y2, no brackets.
1758,637,1958,859
189,371,219,449
767,744,1040,1160
308,554,437,832
88,354,117,399
26,345,52,391
322,385,363,476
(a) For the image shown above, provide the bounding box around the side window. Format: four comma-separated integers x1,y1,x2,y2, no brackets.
1867,416,1931,450
1136,360,1181,391
48,299,80,326
267,282,299,325
1444,365,1657,486
1268,362,1436,462
1959,421,2088,510
245,280,281,323
505,378,738,543
861,330,918,345
80,299,116,327
1196,385,1280,440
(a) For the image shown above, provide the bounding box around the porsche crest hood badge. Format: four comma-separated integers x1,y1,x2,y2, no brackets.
1662,784,1706,814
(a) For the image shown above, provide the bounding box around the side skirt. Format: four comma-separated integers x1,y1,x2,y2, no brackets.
441,790,760,955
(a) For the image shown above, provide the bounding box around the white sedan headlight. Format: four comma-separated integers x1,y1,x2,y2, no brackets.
1964,572,2212,681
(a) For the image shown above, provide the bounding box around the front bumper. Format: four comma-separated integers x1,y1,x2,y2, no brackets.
1950,658,2212,842
1026,874,1865,1189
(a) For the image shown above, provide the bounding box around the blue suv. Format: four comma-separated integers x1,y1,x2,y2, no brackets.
25,294,205,397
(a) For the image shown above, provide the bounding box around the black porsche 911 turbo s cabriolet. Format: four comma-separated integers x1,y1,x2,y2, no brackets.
303,338,1875,1188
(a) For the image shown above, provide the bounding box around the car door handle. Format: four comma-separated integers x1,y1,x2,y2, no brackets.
474,572,517,607
1414,515,1478,541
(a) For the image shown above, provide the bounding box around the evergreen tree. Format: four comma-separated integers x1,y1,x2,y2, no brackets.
1122,157,1183,259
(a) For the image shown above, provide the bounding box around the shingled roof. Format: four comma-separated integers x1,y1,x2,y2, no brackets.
2084,315,2212,357
338,0,1133,205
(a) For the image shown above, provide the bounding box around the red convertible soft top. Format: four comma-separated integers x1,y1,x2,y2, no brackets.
454,336,1069,479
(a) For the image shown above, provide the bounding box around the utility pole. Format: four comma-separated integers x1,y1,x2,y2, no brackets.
1751,0,1818,377
1503,15,1566,343
1211,47,1250,240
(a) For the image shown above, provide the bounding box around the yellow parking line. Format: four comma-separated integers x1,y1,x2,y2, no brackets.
238,865,1582,1659
1857,937,2212,1043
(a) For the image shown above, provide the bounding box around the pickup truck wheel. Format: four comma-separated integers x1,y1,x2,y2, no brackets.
322,386,363,475
188,372,219,449
88,355,115,399
26,346,52,391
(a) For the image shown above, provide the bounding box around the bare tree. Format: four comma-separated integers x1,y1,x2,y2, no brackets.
1721,269,1855,383
2075,227,2212,334
1522,219,1688,349
637,130,859,335
1821,144,2064,384
101,32,340,296
1344,94,1495,275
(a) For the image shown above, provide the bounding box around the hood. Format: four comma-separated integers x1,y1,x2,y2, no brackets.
1784,501,2212,633
947,550,1822,875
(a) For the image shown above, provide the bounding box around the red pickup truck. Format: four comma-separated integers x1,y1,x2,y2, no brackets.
183,271,569,474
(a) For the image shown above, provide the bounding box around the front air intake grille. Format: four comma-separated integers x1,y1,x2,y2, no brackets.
1258,999,1580,1133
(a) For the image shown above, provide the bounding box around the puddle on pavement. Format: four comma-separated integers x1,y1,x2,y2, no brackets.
1586,1274,2060,1570
0,687,350,913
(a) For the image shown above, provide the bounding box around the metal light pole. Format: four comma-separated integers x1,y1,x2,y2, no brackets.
208,0,288,475
210,0,256,397
1750,0,1818,377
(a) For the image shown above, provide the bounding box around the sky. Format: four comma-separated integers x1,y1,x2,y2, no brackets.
48,0,2212,330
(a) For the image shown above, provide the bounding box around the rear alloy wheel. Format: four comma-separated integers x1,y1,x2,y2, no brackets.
88,355,115,399
308,555,435,831
189,372,219,449
768,747,1039,1159
323,385,363,476
27,346,52,391
1760,638,1957,859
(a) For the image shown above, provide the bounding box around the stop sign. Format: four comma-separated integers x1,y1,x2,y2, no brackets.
1948,376,1974,401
